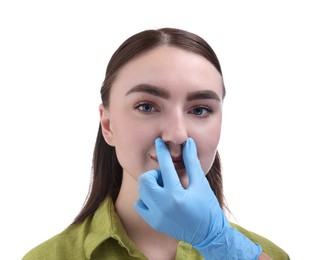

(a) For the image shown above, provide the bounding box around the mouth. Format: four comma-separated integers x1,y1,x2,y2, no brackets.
172,160,185,170
150,155,185,170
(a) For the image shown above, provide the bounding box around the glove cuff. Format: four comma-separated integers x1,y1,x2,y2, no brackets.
193,225,262,260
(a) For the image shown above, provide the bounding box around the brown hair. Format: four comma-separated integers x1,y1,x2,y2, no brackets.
73,28,227,224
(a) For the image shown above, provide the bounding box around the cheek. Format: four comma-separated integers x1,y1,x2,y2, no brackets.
111,116,158,176
113,117,157,148
192,121,222,174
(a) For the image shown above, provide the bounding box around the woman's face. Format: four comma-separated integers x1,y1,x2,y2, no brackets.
100,46,223,187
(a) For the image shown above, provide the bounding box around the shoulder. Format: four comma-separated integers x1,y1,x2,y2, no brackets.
22,220,91,260
22,198,116,260
230,222,290,260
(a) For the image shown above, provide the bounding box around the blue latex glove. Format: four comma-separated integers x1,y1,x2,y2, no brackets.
135,137,262,259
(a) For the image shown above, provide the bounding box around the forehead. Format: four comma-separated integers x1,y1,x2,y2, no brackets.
112,46,223,97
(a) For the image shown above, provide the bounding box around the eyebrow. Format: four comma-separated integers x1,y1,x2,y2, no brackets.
125,84,170,99
125,83,221,102
186,90,221,102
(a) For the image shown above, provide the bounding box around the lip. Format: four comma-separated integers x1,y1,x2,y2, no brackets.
173,160,185,170
150,155,185,170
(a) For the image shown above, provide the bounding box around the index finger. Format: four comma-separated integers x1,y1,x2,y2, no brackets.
155,138,182,189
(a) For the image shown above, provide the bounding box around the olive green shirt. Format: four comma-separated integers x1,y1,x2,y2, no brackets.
23,198,289,259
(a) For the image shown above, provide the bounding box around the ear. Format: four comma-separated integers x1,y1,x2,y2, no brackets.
99,104,115,146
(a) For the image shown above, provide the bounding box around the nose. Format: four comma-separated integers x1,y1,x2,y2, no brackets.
161,111,188,148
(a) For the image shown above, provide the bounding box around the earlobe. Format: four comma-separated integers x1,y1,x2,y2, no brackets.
99,104,115,146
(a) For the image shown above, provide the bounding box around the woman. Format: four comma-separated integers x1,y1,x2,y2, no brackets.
23,28,289,259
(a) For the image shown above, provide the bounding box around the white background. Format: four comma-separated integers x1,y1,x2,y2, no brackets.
1,1,310,259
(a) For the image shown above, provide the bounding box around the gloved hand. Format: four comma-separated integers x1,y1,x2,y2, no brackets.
135,137,262,259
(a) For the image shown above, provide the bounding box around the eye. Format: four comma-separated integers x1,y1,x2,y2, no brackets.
190,106,213,117
134,102,157,113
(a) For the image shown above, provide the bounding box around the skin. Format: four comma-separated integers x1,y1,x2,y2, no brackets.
100,46,270,259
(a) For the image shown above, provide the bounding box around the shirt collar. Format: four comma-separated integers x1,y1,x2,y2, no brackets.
83,197,146,259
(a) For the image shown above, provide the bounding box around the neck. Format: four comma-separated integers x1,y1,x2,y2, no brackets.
115,171,178,260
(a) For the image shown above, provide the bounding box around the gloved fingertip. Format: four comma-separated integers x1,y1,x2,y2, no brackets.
155,138,170,156
155,137,164,146
187,137,195,144
184,137,197,155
